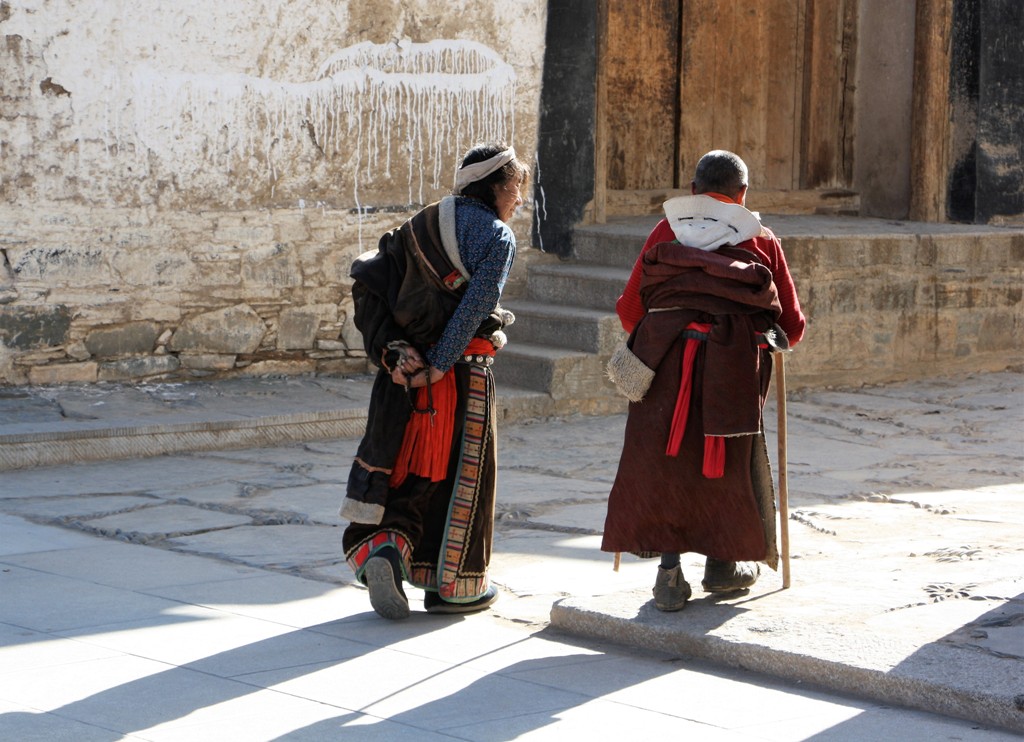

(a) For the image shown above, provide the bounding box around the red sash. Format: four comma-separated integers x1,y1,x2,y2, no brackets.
389,337,496,487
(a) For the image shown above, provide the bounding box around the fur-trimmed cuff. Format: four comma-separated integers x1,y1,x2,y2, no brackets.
339,497,385,525
606,341,655,402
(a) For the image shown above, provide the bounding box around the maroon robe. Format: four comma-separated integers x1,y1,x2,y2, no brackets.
602,243,783,567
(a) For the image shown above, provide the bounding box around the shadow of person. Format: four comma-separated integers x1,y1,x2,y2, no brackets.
0,610,453,741
268,635,678,741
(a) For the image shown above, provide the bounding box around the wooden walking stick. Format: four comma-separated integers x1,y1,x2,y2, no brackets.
775,351,791,588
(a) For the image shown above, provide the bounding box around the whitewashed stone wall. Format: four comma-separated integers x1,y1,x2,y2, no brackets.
0,0,547,384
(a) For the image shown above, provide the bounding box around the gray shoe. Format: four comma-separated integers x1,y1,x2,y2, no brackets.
364,552,410,620
702,558,760,593
653,565,691,611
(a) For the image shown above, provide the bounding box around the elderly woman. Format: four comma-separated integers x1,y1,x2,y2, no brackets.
340,142,528,619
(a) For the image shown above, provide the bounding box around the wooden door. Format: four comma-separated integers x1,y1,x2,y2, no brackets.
602,0,681,191
597,0,859,217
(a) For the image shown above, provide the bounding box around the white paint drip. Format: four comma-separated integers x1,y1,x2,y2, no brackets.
128,39,517,207
532,150,547,252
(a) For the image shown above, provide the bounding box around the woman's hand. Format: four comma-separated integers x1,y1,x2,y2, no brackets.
390,366,417,386
388,344,426,386
401,366,445,388
397,345,425,374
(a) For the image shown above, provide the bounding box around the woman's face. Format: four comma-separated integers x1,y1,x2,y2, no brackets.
493,175,524,223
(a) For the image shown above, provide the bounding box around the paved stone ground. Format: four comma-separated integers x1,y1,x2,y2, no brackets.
0,369,1022,735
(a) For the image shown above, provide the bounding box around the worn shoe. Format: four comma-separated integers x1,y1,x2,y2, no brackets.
701,558,760,593
364,548,410,620
424,585,499,615
653,565,691,611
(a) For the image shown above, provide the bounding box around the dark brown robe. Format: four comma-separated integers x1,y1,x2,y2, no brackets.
602,243,785,568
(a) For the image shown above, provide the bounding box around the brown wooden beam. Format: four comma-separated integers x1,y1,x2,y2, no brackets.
910,0,954,222
593,0,609,224
599,188,860,216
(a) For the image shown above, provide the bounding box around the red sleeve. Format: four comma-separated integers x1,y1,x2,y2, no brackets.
748,229,806,346
616,220,806,346
616,219,675,334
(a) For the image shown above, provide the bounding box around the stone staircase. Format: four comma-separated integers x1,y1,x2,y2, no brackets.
495,217,661,416
504,212,1024,400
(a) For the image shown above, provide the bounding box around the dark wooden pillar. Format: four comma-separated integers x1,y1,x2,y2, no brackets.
941,0,1023,223
533,0,599,256
971,0,1024,222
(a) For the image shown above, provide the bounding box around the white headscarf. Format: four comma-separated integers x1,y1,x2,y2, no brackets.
663,195,762,251
454,147,516,192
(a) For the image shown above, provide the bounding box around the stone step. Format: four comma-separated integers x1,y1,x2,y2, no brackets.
0,379,553,471
572,219,654,267
503,300,625,355
525,263,631,310
491,341,621,402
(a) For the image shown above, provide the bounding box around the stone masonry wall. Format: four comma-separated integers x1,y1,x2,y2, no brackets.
0,0,546,385
783,228,1024,388
0,204,398,384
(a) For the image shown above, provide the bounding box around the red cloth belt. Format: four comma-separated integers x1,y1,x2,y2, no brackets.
389,337,495,488
665,321,725,478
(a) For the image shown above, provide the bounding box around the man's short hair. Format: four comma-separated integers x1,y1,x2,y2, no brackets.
692,150,748,197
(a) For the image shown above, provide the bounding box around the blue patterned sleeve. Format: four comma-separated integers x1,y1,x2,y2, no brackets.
426,200,516,372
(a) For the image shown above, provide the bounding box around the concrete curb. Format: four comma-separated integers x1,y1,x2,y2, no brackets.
0,381,563,471
551,595,1024,734
0,409,369,470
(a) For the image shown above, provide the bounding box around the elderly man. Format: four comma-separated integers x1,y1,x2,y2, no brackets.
603,149,806,611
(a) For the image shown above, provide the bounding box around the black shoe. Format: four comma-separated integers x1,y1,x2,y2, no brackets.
364,547,409,620
701,557,760,593
424,585,499,615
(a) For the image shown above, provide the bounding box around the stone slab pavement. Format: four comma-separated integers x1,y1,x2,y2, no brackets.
0,370,1022,739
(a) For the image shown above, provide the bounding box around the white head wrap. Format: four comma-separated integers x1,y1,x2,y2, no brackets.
454,147,516,192
663,195,762,251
